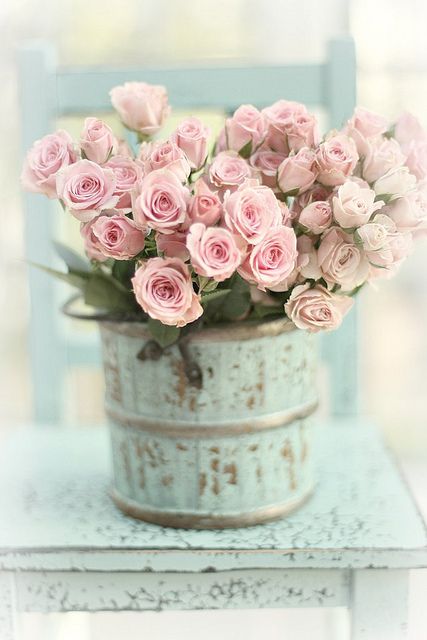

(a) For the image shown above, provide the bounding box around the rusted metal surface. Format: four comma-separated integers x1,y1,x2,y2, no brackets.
100,320,319,528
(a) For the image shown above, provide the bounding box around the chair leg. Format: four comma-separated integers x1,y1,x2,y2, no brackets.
350,569,409,640
0,573,17,640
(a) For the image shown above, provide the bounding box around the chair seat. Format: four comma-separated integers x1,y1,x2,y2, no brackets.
1,421,426,574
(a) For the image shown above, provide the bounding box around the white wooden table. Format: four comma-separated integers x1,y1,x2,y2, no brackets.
0,422,426,640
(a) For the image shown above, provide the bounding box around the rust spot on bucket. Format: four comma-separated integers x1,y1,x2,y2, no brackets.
138,464,145,489
249,444,258,452
246,395,255,409
212,476,220,495
223,463,237,485
176,443,188,451
199,472,207,495
300,424,308,462
161,474,173,487
207,366,214,378
189,396,197,412
211,458,220,472
172,359,187,407
209,446,220,454
256,466,262,481
281,440,297,491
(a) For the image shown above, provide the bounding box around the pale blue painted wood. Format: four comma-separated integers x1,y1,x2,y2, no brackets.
18,37,357,423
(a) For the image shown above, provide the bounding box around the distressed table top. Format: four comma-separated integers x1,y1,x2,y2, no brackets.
0,422,426,573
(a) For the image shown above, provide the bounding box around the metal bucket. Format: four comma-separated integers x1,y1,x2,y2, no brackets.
99,318,318,529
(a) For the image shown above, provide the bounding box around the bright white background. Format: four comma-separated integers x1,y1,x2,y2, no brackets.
0,0,426,638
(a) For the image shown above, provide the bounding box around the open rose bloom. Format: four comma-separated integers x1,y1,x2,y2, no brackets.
21,82,427,342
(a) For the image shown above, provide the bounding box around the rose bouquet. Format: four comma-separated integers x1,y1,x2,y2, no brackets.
22,82,427,347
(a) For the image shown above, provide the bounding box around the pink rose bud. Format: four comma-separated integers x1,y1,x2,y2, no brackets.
187,179,223,227
238,226,297,291
290,184,332,217
156,230,190,261
84,214,145,260
332,181,383,228
277,147,317,195
187,222,243,282
141,140,191,183
299,200,332,234
362,137,405,184
262,100,318,153
316,134,358,187
285,283,353,332
171,117,210,170
132,256,203,327
110,82,170,135
374,167,417,200
133,169,190,234
21,130,78,198
208,151,254,193
356,214,395,253
318,227,369,291
224,182,282,244
225,104,266,153
345,107,389,153
55,159,118,222
79,117,117,164
105,155,144,211
250,149,286,189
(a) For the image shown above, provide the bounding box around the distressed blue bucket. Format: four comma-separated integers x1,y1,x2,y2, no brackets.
99,319,318,528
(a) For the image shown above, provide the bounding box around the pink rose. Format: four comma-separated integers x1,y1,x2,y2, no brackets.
345,107,389,153
394,112,427,180
290,184,332,217
395,112,426,146
187,179,223,227
55,160,118,222
299,200,332,234
297,236,321,279
225,105,266,153
156,230,190,261
132,257,203,327
332,181,383,228
356,213,395,253
110,82,170,135
262,100,318,153
249,148,286,189
105,155,144,211
21,130,78,198
374,167,417,200
277,147,317,195
187,223,242,281
224,182,282,244
171,117,210,170
318,227,369,291
208,151,254,192
316,134,358,186
141,140,191,183
384,190,427,233
133,169,190,234
238,226,297,291
84,214,145,260
285,284,353,332
80,118,117,164
80,218,109,262
115,138,134,157
403,140,427,180
362,137,405,184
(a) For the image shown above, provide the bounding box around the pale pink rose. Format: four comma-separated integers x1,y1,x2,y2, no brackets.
79,118,117,164
262,100,318,153
223,182,282,244
215,128,227,153
156,230,190,261
187,223,242,281
277,147,317,194
318,227,370,291
225,105,266,153
299,200,332,234
395,112,426,146
279,201,292,226
171,117,210,170
80,219,108,262
384,189,427,233
85,214,145,260
356,214,395,253
115,138,134,157
132,257,202,327
297,236,321,279
110,82,170,135
208,151,254,192
403,139,427,180
249,148,286,189
21,130,78,198
290,184,332,217
238,226,297,291
55,160,118,222
374,167,417,200
142,139,191,183
133,169,190,234
345,107,389,153
368,229,413,278
187,179,223,227
332,181,383,228
285,284,353,332
105,155,144,211
362,136,406,184
316,134,358,186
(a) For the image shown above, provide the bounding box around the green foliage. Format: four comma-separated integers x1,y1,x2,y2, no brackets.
53,241,90,273
200,289,231,305
238,140,253,159
252,303,283,319
202,274,251,323
147,318,180,347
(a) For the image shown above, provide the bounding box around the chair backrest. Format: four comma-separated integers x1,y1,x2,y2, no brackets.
18,37,357,424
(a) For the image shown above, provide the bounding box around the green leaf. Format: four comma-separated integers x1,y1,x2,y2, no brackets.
147,318,180,348
252,303,283,319
29,262,89,290
53,241,90,273
375,193,392,204
201,289,231,305
283,187,299,197
221,274,251,320
83,272,135,312
112,259,135,285
238,140,253,159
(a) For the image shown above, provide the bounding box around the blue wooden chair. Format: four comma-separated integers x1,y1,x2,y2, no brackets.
19,37,357,424
1,37,425,640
